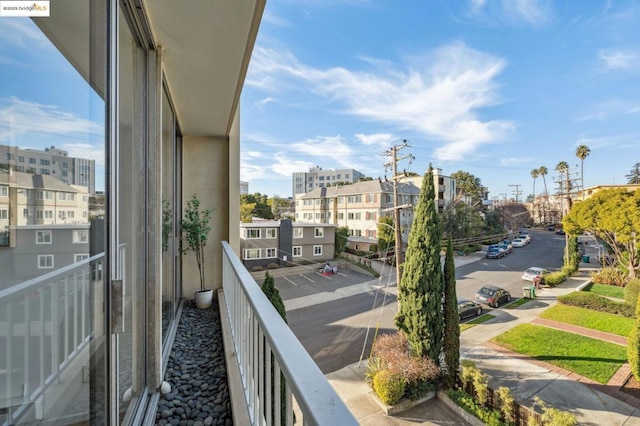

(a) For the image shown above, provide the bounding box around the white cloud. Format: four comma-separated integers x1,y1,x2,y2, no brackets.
599,49,638,70
0,97,105,166
271,155,316,177
254,97,276,109
466,0,552,27
354,133,397,150
248,41,513,162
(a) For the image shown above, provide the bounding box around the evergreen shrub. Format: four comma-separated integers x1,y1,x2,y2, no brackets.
590,267,628,287
624,279,640,306
558,292,635,317
373,370,405,406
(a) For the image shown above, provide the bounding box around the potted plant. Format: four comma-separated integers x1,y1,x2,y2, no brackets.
180,194,214,309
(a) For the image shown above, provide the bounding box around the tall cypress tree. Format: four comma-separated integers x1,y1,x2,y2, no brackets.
443,237,460,387
394,164,444,361
261,272,287,322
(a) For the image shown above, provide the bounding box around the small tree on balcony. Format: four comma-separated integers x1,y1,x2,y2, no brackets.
180,194,214,292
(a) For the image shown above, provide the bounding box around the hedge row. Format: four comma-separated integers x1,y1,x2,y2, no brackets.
558,291,635,318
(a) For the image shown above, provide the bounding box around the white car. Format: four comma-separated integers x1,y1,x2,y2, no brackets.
511,238,526,248
517,234,531,244
522,267,549,281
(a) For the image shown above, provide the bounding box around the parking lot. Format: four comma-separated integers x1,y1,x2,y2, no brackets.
272,263,383,303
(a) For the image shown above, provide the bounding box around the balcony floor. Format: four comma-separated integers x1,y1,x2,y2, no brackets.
155,299,232,425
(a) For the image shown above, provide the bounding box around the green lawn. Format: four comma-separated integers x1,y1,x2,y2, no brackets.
583,283,625,299
539,304,634,337
492,324,627,384
460,313,494,332
503,297,532,309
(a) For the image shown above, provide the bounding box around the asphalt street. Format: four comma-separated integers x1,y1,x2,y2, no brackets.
279,228,567,374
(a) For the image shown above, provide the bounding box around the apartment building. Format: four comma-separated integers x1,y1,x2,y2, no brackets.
0,144,96,195
398,168,456,211
292,165,365,197
239,220,336,269
295,179,421,244
0,170,90,232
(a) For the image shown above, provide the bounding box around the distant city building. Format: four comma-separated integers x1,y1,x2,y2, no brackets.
397,168,455,211
240,180,249,194
292,165,365,197
0,144,96,194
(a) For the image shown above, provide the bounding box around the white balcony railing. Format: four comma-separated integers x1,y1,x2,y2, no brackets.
0,253,106,425
221,242,357,426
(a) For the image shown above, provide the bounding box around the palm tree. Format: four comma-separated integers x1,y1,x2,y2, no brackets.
627,163,640,184
575,144,590,200
538,166,549,223
530,168,539,224
555,161,570,218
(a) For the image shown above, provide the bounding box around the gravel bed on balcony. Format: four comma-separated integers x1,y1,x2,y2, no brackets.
156,299,232,426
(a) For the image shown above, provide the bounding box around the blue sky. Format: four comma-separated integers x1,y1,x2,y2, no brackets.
0,18,105,188
241,0,640,200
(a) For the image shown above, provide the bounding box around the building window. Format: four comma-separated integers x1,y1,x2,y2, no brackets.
0,209,7,219
265,228,277,239
292,246,302,257
23,208,29,217
74,254,89,263
40,168,50,174
6,153,14,160
59,211,67,219
313,245,323,256
314,227,324,238
45,210,53,219
37,190,53,200
338,213,344,220
59,192,66,201
38,255,54,269
293,228,303,238
62,171,68,177
16,166,24,172
245,229,261,239
68,211,75,218
348,213,354,220
37,210,44,219
61,162,68,168
0,185,7,197
244,248,261,259
68,193,75,201
40,159,50,166
28,158,36,164
73,229,89,243
265,248,276,258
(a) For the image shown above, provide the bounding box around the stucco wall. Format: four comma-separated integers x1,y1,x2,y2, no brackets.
182,135,230,294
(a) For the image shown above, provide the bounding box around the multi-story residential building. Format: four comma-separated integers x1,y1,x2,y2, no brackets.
292,165,365,197
239,220,336,269
240,180,249,194
0,169,90,230
0,144,96,195
295,179,421,245
0,3,352,426
398,168,455,212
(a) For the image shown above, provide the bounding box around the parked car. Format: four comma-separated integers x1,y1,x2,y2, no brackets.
555,229,566,235
511,238,526,248
474,285,511,308
517,234,531,244
486,246,505,259
522,267,549,281
458,298,483,320
546,226,555,231
497,243,512,255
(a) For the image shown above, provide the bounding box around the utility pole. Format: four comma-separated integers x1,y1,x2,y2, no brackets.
383,140,414,287
508,184,522,204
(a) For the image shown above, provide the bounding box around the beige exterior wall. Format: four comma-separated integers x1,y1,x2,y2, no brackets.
228,105,241,254
182,135,230,293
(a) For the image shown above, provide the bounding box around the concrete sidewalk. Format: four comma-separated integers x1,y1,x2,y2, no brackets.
326,246,640,425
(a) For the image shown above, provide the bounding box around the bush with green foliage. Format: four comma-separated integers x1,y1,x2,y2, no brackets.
261,272,287,322
497,387,515,424
544,268,571,286
625,279,640,306
628,297,640,381
591,267,628,287
558,291,635,317
368,332,439,402
373,370,406,405
266,263,280,270
533,396,578,426
445,389,505,426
